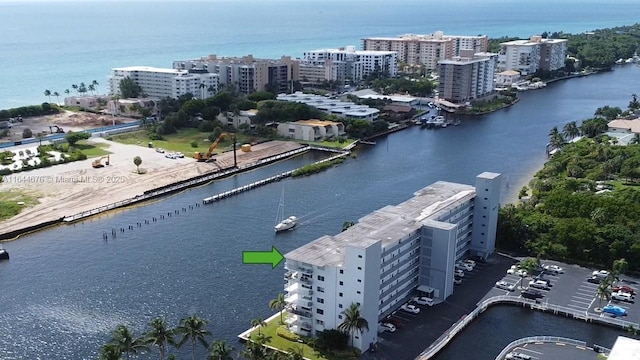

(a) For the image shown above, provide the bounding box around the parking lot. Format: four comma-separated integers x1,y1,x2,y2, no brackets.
364,256,639,360
485,260,640,321
503,342,601,360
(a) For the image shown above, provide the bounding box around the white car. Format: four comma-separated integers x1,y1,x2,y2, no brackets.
506,265,527,277
529,279,551,290
175,152,184,158
155,148,165,153
456,263,473,271
505,352,532,360
400,303,420,314
543,264,563,274
612,291,635,303
592,270,610,279
378,322,396,333
412,297,434,306
463,259,476,268
495,280,515,291
454,277,463,285
455,269,465,278
165,153,176,159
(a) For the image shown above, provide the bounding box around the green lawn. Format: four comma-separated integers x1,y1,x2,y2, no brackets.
110,129,241,155
76,141,111,158
0,191,39,221
297,139,357,149
249,316,358,360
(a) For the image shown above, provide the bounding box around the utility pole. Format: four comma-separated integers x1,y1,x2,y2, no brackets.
232,135,237,168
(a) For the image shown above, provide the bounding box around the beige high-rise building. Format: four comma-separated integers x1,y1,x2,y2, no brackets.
362,31,488,70
498,36,568,75
438,51,498,103
173,55,299,95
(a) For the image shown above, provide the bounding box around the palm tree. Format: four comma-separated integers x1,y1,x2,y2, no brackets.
207,85,216,98
53,91,60,105
207,340,234,360
199,83,206,100
240,333,270,360
613,258,629,277
64,89,70,97
71,83,78,94
88,83,96,95
44,89,51,102
145,317,176,360
79,82,87,96
176,315,211,360
596,282,612,309
98,343,123,360
109,324,148,360
285,346,304,360
562,121,580,141
251,317,267,335
337,302,369,347
92,79,100,94
269,293,286,324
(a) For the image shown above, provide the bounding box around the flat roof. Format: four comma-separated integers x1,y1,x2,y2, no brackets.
285,181,475,267
608,336,640,360
112,66,184,74
295,119,342,126
357,94,417,103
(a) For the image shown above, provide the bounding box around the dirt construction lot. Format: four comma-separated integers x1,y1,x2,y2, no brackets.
1,110,132,143
0,138,304,237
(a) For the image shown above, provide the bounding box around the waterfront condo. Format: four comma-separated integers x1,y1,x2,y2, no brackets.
283,172,502,351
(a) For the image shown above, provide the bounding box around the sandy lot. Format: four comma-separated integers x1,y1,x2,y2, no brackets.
0,138,304,237
1,110,133,143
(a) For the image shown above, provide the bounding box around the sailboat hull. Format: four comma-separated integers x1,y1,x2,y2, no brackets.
275,216,297,232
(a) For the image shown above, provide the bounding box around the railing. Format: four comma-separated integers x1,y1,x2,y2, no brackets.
494,336,610,360
415,295,638,360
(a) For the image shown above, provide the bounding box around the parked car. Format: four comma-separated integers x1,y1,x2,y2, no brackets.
463,259,476,268
175,152,184,158
400,303,420,314
412,296,434,306
612,291,635,303
602,305,628,317
155,148,165,153
529,279,551,290
587,276,602,284
507,266,528,277
454,277,463,285
612,285,637,296
542,264,563,274
495,280,515,291
592,270,610,279
505,352,532,360
455,269,465,278
165,153,177,159
456,263,473,271
521,289,544,300
378,322,396,333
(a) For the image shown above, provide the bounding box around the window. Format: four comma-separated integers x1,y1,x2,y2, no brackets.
339,292,343,297
358,255,362,258
317,298,324,304
338,315,342,319
357,279,362,283
316,309,324,315
339,281,343,286
357,291,361,294
316,319,324,325
339,269,344,274
358,267,362,270
317,275,324,281
338,304,343,309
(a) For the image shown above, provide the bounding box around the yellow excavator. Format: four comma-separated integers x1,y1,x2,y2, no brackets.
194,133,230,162
92,155,110,168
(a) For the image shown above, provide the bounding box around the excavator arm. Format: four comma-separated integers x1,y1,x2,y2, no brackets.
194,133,231,161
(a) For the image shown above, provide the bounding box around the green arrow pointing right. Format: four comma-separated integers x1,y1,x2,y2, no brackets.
242,246,284,269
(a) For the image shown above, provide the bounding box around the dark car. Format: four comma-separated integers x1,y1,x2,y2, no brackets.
587,276,601,284
521,289,544,300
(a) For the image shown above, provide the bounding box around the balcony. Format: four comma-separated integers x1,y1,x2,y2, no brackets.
287,306,312,318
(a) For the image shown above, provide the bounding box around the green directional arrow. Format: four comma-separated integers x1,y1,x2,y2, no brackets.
242,246,284,269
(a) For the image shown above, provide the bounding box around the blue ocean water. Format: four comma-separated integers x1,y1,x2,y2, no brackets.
1,0,639,109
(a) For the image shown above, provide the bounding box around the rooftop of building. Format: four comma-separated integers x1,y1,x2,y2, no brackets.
356,93,417,103
305,46,396,56
277,92,380,116
500,36,568,46
497,70,521,76
609,336,640,360
112,66,184,74
175,54,294,65
363,32,486,41
608,118,640,133
294,119,343,127
284,180,476,267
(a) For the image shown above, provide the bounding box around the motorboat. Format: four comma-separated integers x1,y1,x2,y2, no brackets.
0,247,9,261
275,216,298,232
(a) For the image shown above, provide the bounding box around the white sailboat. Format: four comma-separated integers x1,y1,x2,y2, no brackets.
274,188,297,233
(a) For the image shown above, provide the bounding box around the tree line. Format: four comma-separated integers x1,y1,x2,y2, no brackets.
97,294,368,360
497,96,640,272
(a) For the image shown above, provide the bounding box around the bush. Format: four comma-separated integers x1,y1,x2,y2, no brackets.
22,128,33,139
276,326,300,342
0,129,9,138
190,140,199,148
316,329,348,351
148,132,164,140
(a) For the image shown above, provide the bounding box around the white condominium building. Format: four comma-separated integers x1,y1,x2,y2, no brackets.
498,36,568,75
277,92,379,122
438,51,498,103
109,66,219,100
362,31,488,70
173,55,299,95
302,46,397,83
283,172,502,352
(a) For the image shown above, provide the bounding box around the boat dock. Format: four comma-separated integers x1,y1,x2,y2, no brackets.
202,150,349,204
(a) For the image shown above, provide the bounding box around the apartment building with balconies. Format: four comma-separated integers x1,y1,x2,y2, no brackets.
109,66,219,100
437,51,498,103
302,46,396,83
173,55,299,95
498,36,568,75
283,172,502,351
362,31,488,70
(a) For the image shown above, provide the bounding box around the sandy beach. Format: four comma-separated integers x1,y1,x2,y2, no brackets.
0,138,304,239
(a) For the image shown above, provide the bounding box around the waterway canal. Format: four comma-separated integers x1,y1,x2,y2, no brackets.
0,65,638,359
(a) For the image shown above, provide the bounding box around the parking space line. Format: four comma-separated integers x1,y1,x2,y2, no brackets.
572,295,594,302
567,303,587,310
574,291,595,297
517,347,542,355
